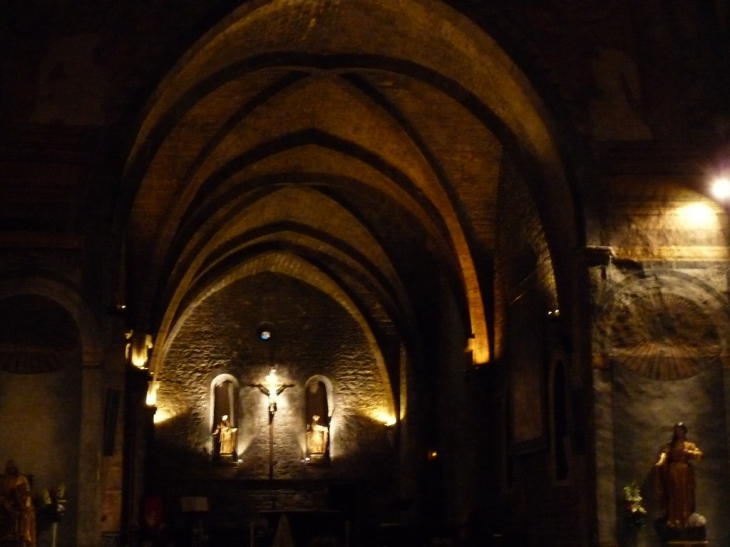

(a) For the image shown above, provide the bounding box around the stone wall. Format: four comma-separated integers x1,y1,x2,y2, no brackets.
591,178,730,547
153,272,398,526
489,156,589,546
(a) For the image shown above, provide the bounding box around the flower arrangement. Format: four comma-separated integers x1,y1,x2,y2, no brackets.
623,481,647,529
40,484,67,522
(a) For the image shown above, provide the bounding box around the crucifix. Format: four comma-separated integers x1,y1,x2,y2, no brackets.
249,368,294,479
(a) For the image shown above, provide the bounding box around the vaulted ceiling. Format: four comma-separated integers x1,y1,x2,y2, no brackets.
120,0,575,377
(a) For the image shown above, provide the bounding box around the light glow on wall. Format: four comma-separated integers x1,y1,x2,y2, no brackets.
146,380,159,406
264,368,278,400
372,410,396,426
675,203,717,228
153,408,173,423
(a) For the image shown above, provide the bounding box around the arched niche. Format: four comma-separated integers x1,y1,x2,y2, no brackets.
0,277,101,547
304,375,334,462
0,293,83,545
209,373,240,459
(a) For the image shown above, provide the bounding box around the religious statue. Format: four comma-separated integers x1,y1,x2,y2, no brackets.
307,415,329,457
213,415,237,455
0,460,36,547
654,423,703,529
249,369,294,424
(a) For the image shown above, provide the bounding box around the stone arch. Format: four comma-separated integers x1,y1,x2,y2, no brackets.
209,373,241,431
209,373,241,459
0,276,101,366
122,0,578,370
304,375,334,461
0,294,80,373
304,374,335,420
0,275,102,546
156,251,396,422
594,268,730,380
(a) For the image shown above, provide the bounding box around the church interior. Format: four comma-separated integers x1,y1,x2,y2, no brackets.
0,1,729,546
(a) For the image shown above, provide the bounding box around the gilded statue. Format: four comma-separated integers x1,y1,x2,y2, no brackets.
0,460,36,547
307,415,329,456
213,415,237,455
654,423,702,529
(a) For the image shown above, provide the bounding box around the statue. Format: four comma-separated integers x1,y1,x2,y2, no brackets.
307,415,329,457
654,423,703,529
213,415,237,455
249,369,294,424
0,460,36,547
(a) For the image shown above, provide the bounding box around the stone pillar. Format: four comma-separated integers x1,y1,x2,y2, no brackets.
77,362,103,547
724,366,730,492
594,367,618,547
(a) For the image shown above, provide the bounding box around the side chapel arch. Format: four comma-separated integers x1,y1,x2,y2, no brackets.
0,276,102,546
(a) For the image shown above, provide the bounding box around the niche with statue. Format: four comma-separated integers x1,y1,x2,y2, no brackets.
210,374,240,462
304,376,333,464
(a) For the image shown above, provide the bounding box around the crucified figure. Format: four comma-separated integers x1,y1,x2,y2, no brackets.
250,368,294,423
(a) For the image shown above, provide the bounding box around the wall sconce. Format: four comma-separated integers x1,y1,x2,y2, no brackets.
711,175,730,202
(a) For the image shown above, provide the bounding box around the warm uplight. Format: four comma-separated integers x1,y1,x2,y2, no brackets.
146,381,159,406
428,450,438,460
373,411,396,426
676,203,716,227
153,408,172,423
711,177,730,201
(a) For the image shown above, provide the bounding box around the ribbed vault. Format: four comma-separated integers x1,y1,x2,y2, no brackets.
121,0,574,389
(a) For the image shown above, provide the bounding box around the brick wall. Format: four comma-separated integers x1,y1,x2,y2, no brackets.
490,156,586,547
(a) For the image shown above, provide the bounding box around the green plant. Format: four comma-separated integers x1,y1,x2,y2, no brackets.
40,484,67,522
623,481,647,529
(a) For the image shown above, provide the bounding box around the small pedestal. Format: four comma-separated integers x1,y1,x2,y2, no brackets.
655,520,708,547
